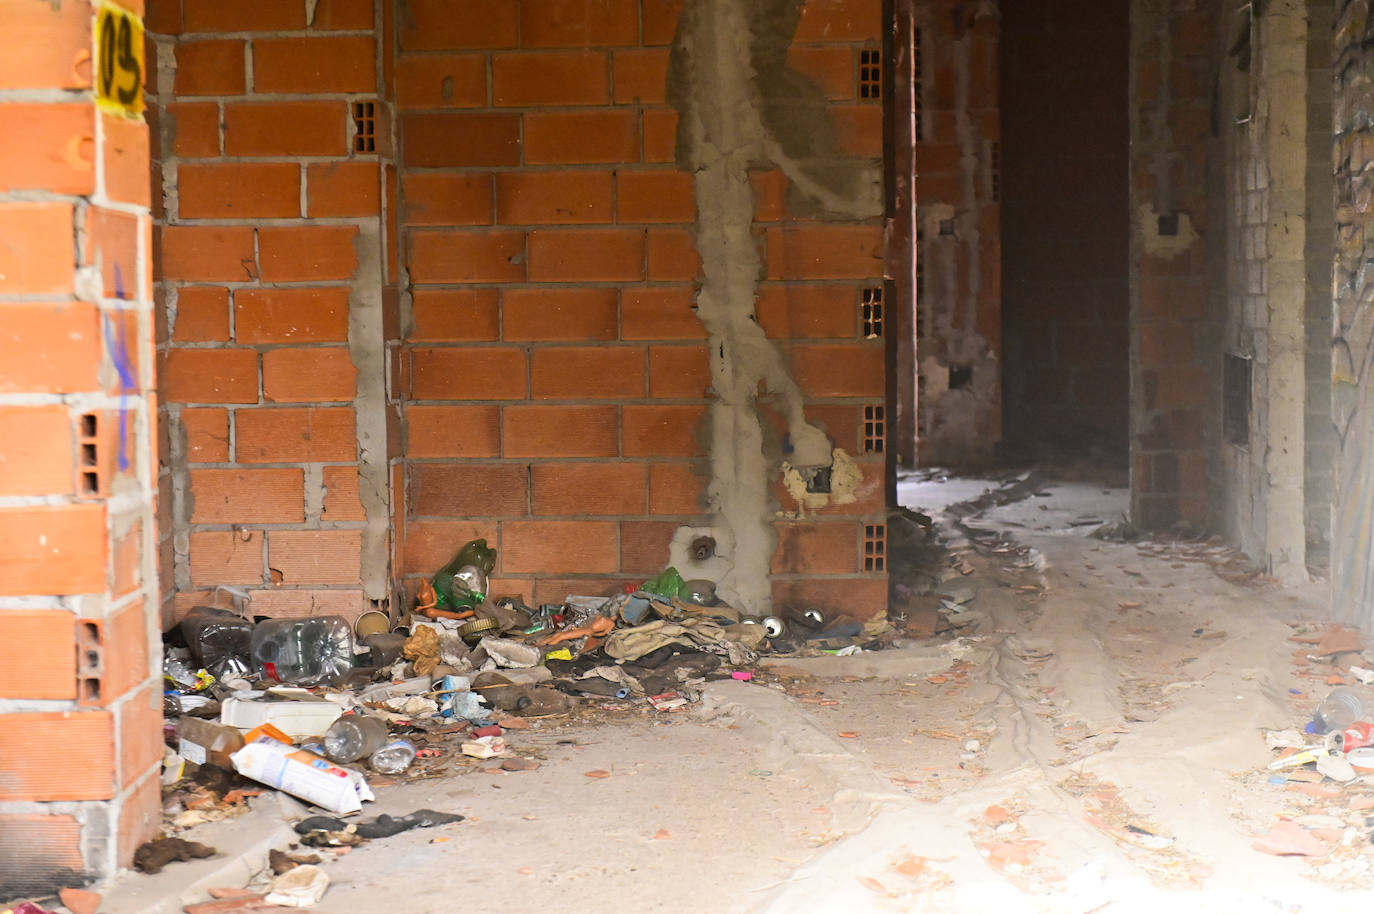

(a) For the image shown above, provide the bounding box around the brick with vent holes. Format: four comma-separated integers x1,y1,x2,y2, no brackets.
184,0,305,30
501,520,618,574
190,468,304,524
174,40,245,95
0,302,99,392
268,530,362,585
258,226,359,281
0,406,72,495
492,51,609,106
496,171,614,225
408,230,525,283
224,101,347,157
179,163,300,218
612,48,669,103
503,405,618,458
617,170,694,223
253,36,376,93
648,346,709,398
407,405,501,457
532,463,646,516
623,404,704,457
235,287,349,343
0,712,113,800
3,104,94,194
0,611,76,699
771,522,860,574
409,347,527,400
0,203,76,294
402,173,493,225
765,225,882,280
160,225,256,282
409,289,499,341
409,463,527,516
236,407,357,462
181,408,229,461
789,343,885,397
306,161,379,217
403,114,521,167
262,348,357,402
523,110,638,164
620,520,677,574
395,54,487,109
502,288,618,341
528,228,643,282
400,0,518,50
172,287,230,342
163,349,258,403
531,346,644,399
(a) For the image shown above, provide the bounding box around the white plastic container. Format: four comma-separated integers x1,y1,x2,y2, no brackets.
221,695,343,739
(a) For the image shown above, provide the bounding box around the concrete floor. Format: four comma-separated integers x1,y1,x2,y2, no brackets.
99,473,1374,914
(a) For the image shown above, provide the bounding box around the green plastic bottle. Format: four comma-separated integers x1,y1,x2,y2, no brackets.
432,539,497,608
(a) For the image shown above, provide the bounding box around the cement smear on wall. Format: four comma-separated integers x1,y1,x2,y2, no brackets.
668,0,880,613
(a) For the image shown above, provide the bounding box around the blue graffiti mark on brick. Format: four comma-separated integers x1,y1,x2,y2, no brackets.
104,268,136,473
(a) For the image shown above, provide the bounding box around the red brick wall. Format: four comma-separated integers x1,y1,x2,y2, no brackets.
1129,0,1215,528
149,0,392,622
0,0,161,891
394,0,889,615
912,0,1002,465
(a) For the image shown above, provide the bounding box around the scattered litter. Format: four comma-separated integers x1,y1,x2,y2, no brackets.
265,864,329,907
1252,820,1329,857
133,837,216,873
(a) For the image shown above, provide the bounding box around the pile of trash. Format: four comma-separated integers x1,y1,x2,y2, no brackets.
154,539,891,880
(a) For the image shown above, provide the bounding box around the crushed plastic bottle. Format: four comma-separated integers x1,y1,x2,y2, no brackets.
322,715,390,763
251,616,354,686
179,606,253,679
370,739,416,774
1318,687,1370,731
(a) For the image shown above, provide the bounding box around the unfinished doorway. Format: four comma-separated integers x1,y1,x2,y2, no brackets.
999,0,1131,470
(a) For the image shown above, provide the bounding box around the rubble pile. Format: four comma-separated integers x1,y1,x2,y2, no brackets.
146,538,896,909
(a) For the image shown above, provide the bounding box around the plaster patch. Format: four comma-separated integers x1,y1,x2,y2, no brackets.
669,0,880,613
779,448,860,519
1137,203,1200,259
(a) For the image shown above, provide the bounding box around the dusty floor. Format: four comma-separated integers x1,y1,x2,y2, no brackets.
99,472,1374,914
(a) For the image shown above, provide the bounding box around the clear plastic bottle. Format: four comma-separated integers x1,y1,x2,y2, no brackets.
323,715,390,763
1318,687,1369,730
176,717,245,770
370,739,416,774
250,616,355,686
